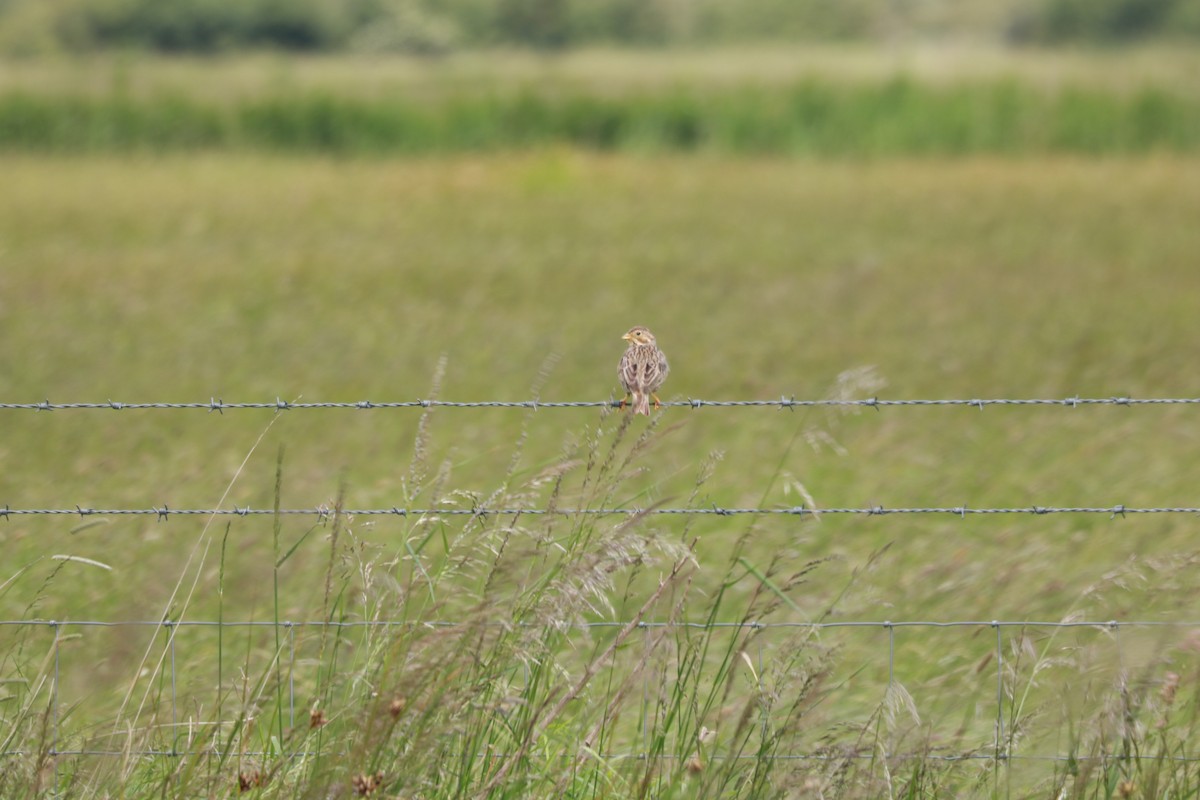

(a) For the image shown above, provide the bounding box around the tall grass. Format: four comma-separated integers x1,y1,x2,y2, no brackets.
0,395,846,796
1,78,1199,155
5,396,1200,797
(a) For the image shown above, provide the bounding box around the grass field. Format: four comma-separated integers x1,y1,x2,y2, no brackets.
3,144,1200,795
5,46,1200,98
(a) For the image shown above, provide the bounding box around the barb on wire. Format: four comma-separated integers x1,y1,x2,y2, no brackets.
1,504,1197,519
2,396,1199,411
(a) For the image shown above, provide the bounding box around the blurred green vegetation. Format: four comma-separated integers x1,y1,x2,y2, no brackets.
1013,0,1200,42
1,0,1199,55
1,77,1198,155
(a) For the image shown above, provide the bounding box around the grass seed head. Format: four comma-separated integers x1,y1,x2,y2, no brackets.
352,771,385,796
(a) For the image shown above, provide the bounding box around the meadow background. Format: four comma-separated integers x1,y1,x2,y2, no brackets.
3,1,1200,797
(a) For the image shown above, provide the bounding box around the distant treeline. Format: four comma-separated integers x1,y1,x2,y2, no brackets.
2,79,1197,155
0,0,1198,54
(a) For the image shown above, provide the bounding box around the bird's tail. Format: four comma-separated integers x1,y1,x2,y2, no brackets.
632,392,651,416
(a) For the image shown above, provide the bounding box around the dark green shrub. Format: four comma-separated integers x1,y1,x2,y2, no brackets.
1009,0,1199,42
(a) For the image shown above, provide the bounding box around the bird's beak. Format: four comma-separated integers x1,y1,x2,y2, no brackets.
622,333,632,341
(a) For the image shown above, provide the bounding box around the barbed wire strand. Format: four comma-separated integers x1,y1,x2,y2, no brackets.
0,618,1184,629
2,396,1199,412
1,504,1194,520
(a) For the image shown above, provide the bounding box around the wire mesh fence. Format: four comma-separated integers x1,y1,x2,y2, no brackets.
2,618,1193,765
4,393,1198,786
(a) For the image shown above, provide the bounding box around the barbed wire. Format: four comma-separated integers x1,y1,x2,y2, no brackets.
2,395,1199,412
0,618,1186,629
2,503,1195,520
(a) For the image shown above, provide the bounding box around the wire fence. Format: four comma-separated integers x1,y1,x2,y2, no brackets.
2,395,1200,412
5,394,1198,785
2,503,1197,520
2,618,1192,766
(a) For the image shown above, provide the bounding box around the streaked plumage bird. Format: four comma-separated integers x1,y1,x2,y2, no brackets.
618,325,669,415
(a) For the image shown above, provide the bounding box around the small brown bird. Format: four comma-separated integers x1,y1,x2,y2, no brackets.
618,325,669,415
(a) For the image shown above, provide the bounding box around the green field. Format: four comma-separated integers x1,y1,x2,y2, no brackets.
3,51,1200,799
3,47,1200,155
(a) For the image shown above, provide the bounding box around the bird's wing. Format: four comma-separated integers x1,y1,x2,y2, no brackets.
619,350,637,390
637,348,665,391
